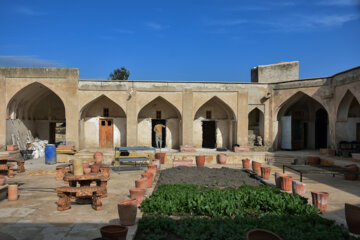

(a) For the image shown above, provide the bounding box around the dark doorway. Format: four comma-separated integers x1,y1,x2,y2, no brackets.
49,122,56,144
202,120,216,148
304,122,308,149
357,123,360,141
315,109,328,149
99,119,113,148
152,119,166,148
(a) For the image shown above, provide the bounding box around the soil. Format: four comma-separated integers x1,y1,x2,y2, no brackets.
155,166,262,189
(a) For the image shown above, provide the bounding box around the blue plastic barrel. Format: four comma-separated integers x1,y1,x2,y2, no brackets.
45,144,57,164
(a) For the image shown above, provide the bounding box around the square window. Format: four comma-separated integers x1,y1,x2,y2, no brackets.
206,111,212,119
104,108,109,117
156,111,161,120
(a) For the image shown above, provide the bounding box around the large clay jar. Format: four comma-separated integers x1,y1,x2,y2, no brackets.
246,229,283,240
242,159,250,169
218,153,227,164
280,175,293,191
345,203,360,234
8,184,18,201
292,180,306,196
82,162,89,169
0,176,6,186
307,156,320,165
135,178,148,189
130,188,146,205
275,173,287,188
91,164,100,173
311,191,329,212
147,164,157,175
141,172,153,188
73,159,84,176
152,159,161,169
252,161,261,175
260,166,271,179
344,164,358,180
100,225,128,240
94,152,104,164
196,155,205,167
155,153,166,164
118,199,138,226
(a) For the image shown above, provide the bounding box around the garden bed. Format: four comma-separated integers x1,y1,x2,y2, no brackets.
155,166,262,189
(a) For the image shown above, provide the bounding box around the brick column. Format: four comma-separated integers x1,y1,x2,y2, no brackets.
182,89,193,146
0,72,6,147
236,91,248,146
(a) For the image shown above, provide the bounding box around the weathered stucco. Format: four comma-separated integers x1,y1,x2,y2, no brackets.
0,63,359,151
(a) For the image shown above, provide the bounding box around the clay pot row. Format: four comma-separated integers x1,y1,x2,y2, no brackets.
242,159,272,180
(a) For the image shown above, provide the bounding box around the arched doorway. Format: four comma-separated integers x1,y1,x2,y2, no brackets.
193,97,236,149
80,95,126,149
137,97,181,149
248,108,264,146
277,92,328,150
336,90,360,143
6,82,65,148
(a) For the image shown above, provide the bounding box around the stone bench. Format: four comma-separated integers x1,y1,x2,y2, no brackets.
173,159,193,167
56,186,103,211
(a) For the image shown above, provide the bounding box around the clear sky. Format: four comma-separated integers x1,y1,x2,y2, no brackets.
0,0,359,81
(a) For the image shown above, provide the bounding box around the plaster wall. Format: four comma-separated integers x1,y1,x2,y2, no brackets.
336,118,360,142
251,61,299,83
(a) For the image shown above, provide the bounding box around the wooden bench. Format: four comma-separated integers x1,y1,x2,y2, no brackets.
56,186,103,211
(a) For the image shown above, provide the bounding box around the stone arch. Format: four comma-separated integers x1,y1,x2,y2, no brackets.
193,95,236,120
137,96,181,149
276,91,329,150
248,107,264,146
6,82,66,147
335,90,360,145
79,95,126,149
193,96,236,149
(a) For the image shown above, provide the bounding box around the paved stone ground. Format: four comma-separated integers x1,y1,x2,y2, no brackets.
0,158,359,239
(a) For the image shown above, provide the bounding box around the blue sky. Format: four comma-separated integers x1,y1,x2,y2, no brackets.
0,0,359,81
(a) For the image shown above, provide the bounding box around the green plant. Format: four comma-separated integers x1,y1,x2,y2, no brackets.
141,184,319,217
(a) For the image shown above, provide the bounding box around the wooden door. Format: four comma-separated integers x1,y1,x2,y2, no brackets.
202,120,216,148
99,119,113,148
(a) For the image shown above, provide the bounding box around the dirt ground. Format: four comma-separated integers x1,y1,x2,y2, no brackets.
155,166,262,189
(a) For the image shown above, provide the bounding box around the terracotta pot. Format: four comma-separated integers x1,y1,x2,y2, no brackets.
196,155,205,167
147,164,157,175
130,188,146,205
260,167,271,179
311,191,329,212
218,153,227,164
135,178,148,189
252,161,261,175
292,180,306,196
152,159,161,169
100,225,128,240
118,199,138,226
145,169,156,181
93,152,104,164
275,173,287,188
155,153,166,164
8,184,18,201
345,203,360,234
82,162,89,169
307,156,320,165
141,172,153,188
344,164,358,180
83,167,91,175
0,176,6,186
280,175,293,191
246,229,283,240
242,159,250,169
90,164,100,173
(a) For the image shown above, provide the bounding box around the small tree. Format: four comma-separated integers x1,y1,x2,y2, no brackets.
109,67,130,80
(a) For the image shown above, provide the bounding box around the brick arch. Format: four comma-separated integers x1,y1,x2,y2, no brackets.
193,96,236,120
137,96,182,120
336,89,360,121
79,94,126,119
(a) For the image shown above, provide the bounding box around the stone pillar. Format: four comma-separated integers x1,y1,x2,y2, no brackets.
126,90,137,146
0,71,6,147
237,91,248,146
182,89,193,146
263,99,271,146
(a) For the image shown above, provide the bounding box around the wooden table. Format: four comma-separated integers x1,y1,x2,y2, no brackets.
283,164,359,182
